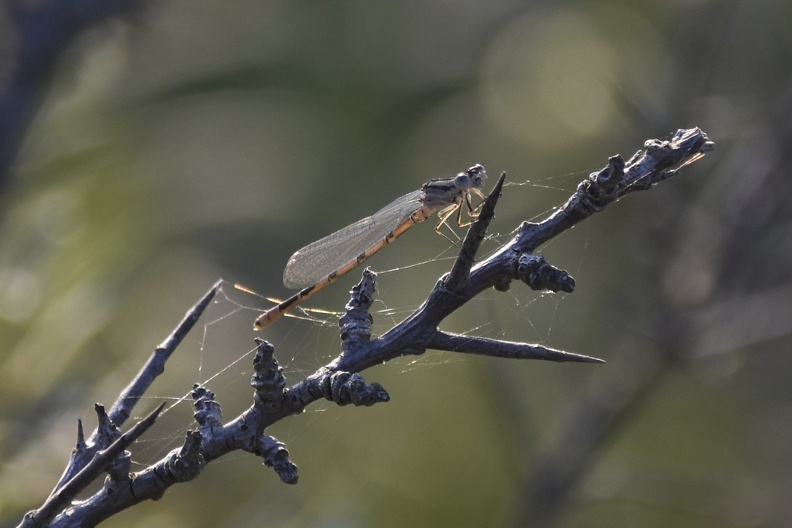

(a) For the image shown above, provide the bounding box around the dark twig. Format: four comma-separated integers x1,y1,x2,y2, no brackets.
21,129,713,527
108,279,223,427
327,129,712,378
20,403,166,528
52,279,222,492
52,428,206,528
428,331,604,363
516,128,715,253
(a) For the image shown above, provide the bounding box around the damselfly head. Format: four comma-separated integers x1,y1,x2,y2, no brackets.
454,164,487,191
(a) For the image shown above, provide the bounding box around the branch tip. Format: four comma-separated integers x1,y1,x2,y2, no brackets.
428,331,603,363
107,278,222,431
446,171,507,292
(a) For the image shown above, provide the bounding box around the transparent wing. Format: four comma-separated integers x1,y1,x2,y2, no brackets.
283,189,425,289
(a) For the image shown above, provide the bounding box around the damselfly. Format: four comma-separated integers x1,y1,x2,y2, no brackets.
254,164,488,329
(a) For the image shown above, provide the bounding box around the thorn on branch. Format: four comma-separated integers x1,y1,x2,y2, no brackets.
57,419,92,492
52,403,122,491
428,331,604,363
250,338,286,411
446,171,507,293
256,435,298,485
23,403,166,528
76,419,86,450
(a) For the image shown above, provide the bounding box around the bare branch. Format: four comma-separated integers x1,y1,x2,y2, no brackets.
107,279,223,428
428,331,604,363
51,280,222,494
21,128,713,527
21,403,165,528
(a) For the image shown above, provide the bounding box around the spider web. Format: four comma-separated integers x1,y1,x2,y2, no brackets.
125,171,590,465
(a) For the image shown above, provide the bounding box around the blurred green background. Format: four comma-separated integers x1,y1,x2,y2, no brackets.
1,1,790,527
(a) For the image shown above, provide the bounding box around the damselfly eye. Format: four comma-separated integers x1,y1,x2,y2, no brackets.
453,173,472,190
466,164,487,187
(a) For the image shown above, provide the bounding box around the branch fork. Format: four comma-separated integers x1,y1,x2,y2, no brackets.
20,128,713,527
